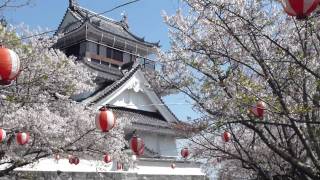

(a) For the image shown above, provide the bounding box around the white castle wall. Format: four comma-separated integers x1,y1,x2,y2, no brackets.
11,158,206,180
139,132,177,157
158,134,177,157
110,89,157,112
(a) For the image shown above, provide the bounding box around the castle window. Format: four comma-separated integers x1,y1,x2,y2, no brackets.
99,46,106,56
113,49,123,62
106,47,112,58
97,44,100,55
65,43,80,57
88,42,98,54
106,47,123,62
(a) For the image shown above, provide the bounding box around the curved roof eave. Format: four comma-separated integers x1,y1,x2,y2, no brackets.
87,22,159,48
64,5,160,48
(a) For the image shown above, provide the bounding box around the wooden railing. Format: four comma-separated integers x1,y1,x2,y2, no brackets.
85,52,123,66
85,52,156,71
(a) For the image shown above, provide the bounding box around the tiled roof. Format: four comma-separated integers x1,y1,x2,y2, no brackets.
83,63,180,124
111,106,166,124
110,106,177,136
74,6,160,47
56,5,160,47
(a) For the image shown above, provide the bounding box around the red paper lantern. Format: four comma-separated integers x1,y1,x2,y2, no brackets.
171,163,176,169
248,101,266,119
69,155,80,165
180,148,189,159
104,154,112,163
0,46,20,85
73,157,80,165
282,0,320,19
68,155,74,164
0,129,6,143
16,132,29,145
256,101,266,118
117,162,123,170
96,107,115,132
222,131,231,142
130,135,145,156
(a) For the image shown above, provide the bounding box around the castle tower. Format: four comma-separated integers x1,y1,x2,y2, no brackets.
16,1,206,179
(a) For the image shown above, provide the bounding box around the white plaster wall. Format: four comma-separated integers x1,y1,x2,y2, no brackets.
110,90,157,112
158,135,177,157
140,132,177,157
140,132,159,153
15,158,113,172
15,158,205,177
135,161,204,176
95,71,178,124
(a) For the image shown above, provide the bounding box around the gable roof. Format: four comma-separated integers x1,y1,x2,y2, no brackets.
56,5,160,48
83,63,140,105
83,63,179,124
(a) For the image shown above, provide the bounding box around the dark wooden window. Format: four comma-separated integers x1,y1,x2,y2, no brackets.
88,42,98,54
65,43,80,57
97,44,100,55
113,49,123,62
106,47,112,58
105,47,123,62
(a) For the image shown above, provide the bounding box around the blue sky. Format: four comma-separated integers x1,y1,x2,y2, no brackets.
3,0,200,121
3,0,181,49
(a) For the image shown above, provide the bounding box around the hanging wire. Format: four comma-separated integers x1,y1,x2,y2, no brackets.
18,0,141,40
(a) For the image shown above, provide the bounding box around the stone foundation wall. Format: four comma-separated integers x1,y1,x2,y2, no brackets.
0,171,209,180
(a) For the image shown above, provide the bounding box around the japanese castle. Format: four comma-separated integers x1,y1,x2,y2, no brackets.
15,1,206,179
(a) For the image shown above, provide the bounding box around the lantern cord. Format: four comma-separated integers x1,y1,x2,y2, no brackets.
14,0,141,40
88,102,196,111
110,103,194,107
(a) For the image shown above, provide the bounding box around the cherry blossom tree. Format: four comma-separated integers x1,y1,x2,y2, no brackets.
0,25,129,177
154,0,320,179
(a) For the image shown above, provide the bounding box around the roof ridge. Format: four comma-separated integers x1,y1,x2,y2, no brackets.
76,6,118,24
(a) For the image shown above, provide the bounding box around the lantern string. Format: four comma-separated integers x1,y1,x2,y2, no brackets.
103,103,195,107
85,102,198,113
